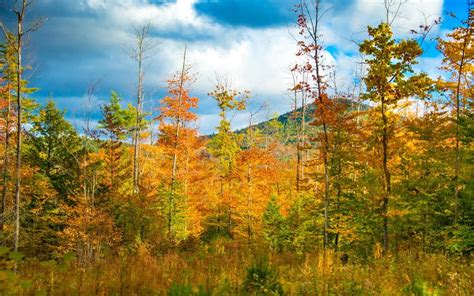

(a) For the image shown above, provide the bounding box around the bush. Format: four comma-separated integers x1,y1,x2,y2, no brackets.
243,256,284,295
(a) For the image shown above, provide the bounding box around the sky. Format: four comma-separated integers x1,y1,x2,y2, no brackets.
0,0,468,134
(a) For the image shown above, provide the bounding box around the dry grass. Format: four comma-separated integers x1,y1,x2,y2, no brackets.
2,241,473,295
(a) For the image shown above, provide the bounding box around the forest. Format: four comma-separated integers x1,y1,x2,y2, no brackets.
0,0,472,295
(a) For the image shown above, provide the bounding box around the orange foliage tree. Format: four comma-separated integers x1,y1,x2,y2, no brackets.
156,48,201,239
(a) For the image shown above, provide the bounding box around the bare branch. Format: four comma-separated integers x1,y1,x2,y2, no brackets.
25,16,47,34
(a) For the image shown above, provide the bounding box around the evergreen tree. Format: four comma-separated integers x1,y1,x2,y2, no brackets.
27,100,82,201
262,196,288,252
98,91,135,193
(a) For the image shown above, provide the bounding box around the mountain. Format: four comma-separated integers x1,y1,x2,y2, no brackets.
234,98,368,135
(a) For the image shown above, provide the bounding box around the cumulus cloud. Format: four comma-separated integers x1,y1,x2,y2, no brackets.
0,0,449,134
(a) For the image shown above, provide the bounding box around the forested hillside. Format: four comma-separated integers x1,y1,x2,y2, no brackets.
0,0,472,295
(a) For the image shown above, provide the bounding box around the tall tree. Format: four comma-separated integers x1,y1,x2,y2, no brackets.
125,23,159,195
359,22,432,253
295,0,332,249
0,38,15,233
0,0,44,252
208,80,248,238
437,3,473,221
27,100,82,200
157,46,199,237
98,91,136,193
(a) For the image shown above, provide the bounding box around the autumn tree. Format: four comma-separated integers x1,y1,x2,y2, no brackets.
435,4,473,253
157,46,200,238
326,97,362,250
437,4,473,222
0,38,15,234
294,0,332,249
236,143,280,242
207,80,248,239
21,101,82,257
359,22,433,253
0,1,44,252
397,104,453,251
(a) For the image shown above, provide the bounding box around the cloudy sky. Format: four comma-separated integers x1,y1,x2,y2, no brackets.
0,0,467,134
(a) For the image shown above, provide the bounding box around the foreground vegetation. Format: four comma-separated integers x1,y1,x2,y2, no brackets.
1,242,473,295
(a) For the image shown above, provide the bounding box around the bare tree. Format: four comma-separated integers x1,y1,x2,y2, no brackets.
124,22,159,195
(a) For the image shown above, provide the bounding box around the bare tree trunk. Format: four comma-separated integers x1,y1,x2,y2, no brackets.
132,50,143,195
126,24,159,195
13,3,25,252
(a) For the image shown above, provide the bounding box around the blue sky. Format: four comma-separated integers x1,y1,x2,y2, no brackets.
0,0,468,134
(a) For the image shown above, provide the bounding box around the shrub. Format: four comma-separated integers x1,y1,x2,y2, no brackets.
243,256,284,295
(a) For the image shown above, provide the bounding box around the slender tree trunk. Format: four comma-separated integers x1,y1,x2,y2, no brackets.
130,24,158,195
168,46,187,236
246,165,253,243
381,97,391,254
14,8,24,252
0,93,11,233
334,139,342,251
132,51,143,195
301,87,307,181
316,61,330,251
294,84,302,192
227,178,232,238
305,0,331,250
453,34,467,223
319,131,330,251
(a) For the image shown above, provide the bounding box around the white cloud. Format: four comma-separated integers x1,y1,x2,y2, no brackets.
28,0,446,135
106,0,216,33
349,0,443,36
